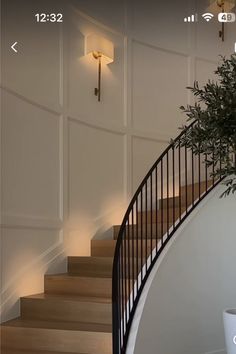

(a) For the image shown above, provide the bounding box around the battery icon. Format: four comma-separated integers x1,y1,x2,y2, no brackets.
218,12,236,22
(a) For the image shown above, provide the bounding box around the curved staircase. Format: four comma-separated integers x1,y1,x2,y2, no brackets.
1,185,213,354
1,121,224,354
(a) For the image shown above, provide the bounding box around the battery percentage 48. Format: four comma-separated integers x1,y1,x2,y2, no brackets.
218,12,236,22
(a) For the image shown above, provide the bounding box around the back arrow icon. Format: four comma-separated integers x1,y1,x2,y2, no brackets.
11,42,18,53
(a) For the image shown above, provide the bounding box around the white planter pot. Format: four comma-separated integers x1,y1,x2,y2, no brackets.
223,309,236,354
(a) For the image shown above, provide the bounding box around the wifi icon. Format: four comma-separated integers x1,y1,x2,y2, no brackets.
202,13,214,22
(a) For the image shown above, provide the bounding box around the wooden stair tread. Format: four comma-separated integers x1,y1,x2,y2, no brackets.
68,256,113,263
21,293,112,303
1,350,86,354
20,292,112,325
45,273,111,279
2,318,112,333
1,319,112,354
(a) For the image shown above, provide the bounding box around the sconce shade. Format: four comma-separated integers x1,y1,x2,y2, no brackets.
207,0,235,13
85,34,114,64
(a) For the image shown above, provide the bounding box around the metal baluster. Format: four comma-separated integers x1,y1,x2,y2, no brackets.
145,182,148,273
124,230,127,328
192,134,195,206
131,208,135,307
127,218,131,317
185,143,188,214
118,256,122,352
150,174,153,262
161,159,164,245
136,197,139,293
179,144,181,220
120,241,125,343
167,152,169,238
198,150,201,200
155,167,158,254
219,139,222,180
140,189,143,281
212,148,215,186
172,145,175,229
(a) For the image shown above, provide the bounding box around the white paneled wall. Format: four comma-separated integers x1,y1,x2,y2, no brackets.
2,91,61,221
1,0,235,322
1,0,65,322
132,41,189,137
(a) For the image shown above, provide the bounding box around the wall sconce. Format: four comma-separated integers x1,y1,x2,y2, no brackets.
207,0,235,41
85,34,114,102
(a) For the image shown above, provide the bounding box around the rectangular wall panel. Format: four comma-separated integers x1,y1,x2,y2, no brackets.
67,10,125,126
67,119,126,254
132,136,167,192
1,91,61,221
1,0,61,111
132,41,189,137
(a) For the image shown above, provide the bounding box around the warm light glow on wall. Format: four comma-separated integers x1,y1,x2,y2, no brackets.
101,195,127,226
85,34,114,64
16,268,44,297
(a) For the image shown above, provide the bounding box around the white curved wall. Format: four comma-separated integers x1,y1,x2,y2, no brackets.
133,185,236,354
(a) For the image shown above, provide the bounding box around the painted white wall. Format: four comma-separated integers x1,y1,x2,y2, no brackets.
1,0,68,322
1,0,235,322
132,185,236,354
0,0,128,322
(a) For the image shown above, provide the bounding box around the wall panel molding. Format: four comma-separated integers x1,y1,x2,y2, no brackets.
0,86,62,116
130,39,189,137
131,38,191,58
1,214,63,230
69,4,125,37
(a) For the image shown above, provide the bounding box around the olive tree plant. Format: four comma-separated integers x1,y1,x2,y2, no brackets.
178,55,236,197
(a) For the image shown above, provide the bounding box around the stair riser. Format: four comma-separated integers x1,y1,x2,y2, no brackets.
139,189,211,223
162,187,209,209
1,327,112,354
91,240,154,258
113,224,169,240
137,207,187,224
68,257,143,278
44,276,111,298
68,257,113,277
180,181,213,198
21,298,112,325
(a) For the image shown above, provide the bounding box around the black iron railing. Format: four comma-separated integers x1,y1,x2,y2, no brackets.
112,120,224,354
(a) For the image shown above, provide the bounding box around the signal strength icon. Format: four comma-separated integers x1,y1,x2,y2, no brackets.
184,14,197,22
202,13,214,22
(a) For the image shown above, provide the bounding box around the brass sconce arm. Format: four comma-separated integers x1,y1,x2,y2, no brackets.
85,34,114,103
93,51,102,102
218,0,225,41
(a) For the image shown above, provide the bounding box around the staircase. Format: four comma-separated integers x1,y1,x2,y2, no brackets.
1,120,224,354
1,181,213,354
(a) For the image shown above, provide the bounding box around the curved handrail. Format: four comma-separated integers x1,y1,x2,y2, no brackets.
112,120,223,354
